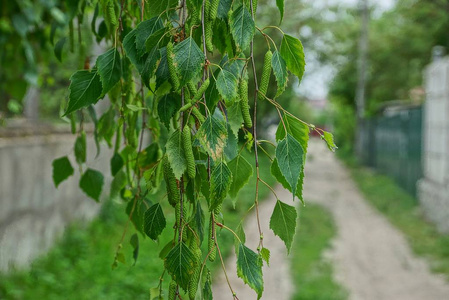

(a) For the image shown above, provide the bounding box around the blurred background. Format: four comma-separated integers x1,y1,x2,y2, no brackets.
1,0,449,299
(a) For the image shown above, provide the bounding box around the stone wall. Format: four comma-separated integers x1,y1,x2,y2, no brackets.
418,57,449,233
0,127,111,271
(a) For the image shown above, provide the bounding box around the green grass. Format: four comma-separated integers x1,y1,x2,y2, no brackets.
291,204,347,300
0,152,276,300
348,166,449,279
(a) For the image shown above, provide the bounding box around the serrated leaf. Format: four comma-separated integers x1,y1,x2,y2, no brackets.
236,243,264,298
165,242,196,290
229,5,255,52
271,158,305,204
156,47,169,89
322,131,338,152
142,47,161,88
210,161,232,210
135,17,163,57
144,203,166,240
166,129,187,179
123,29,145,73
52,156,74,187
173,37,205,85
228,155,253,201
157,93,180,129
218,0,232,19
275,134,304,197
96,48,121,95
148,0,178,18
216,69,238,104
227,102,243,136
110,153,124,176
64,70,102,116
271,51,288,97
196,115,227,161
280,34,305,83
79,168,104,202
260,247,270,266
275,115,309,146
270,200,297,253
276,0,284,23
54,37,66,62
145,27,166,52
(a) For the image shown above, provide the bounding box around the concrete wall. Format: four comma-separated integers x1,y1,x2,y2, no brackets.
418,57,449,233
0,128,111,271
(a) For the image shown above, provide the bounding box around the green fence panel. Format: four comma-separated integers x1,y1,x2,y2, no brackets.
362,106,422,197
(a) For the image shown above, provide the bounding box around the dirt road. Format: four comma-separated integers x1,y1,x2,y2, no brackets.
213,138,449,300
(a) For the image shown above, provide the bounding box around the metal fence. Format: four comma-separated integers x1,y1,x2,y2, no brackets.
361,105,423,197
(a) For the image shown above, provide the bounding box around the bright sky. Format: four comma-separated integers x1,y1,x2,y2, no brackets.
298,0,395,99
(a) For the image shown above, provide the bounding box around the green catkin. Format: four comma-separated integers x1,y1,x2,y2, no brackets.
163,156,179,207
188,248,202,300
168,281,177,300
191,106,206,123
210,0,219,21
182,125,196,179
239,78,253,128
176,202,188,229
187,81,197,96
107,0,117,27
205,21,213,52
166,42,180,91
192,78,210,102
258,50,272,100
208,215,216,262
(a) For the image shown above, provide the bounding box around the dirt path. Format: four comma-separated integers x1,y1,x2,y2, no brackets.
213,138,449,300
303,139,449,300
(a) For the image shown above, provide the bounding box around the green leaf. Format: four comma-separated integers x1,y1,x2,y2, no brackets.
165,242,196,290
54,37,67,62
275,115,309,203
157,93,180,129
145,27,166,52
217,0,232,19
228,155,253,200
260,247,270,266
280,34,305,83
230,5,255,52
173,37,205,85
271,158,304,203
322,131,338,152
142,47,161,88
227,102,243,136
276,0,284,23
74,132,86,164
210,161,232,210
216,69,238,104
271,51,288,97
52,156,74,187
275,134,304,197
123,29,145,73
144,203,166,240
269,200,297,253
64,70,102,116
110,153,124,176
130,233,139,265
79,168,104,202
156,47,170,89
166,129,187,180
196,115,228,161
96,48,122,95
135,17,163,57
275,115,309,146
110,170,127,200
236,243,264,298
147,0,178,18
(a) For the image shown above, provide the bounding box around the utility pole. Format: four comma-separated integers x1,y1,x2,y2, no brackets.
355,0,369,160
